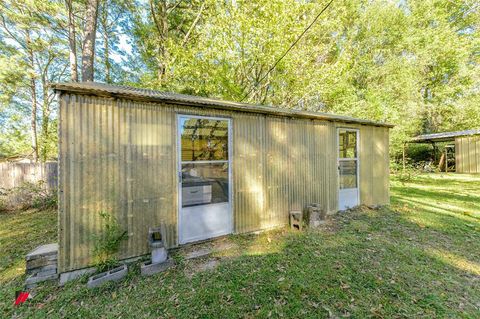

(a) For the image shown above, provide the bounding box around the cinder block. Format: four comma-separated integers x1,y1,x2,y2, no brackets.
59,255,144,286
26,255,57,270
34,268,57,277
140,258,174,276
306,204,326,228
25,272,58,288
59,267,97,286
290,210,303,231
152,247,168,264
26,264,57,276
87,264,128,289
148,226,165,249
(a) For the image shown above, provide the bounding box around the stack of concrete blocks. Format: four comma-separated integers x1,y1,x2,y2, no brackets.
140,226,174,276
25,243,58,288
289,210,303,231
306,204,327,227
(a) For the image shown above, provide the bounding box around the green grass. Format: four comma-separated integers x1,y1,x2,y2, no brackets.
1,173,480,318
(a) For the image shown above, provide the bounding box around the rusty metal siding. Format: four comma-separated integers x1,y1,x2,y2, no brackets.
59,93,390,272
456,135,480,174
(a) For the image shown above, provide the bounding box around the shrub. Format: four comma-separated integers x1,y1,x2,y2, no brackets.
0,181,57,211
92,211,127,272
0,189,7,213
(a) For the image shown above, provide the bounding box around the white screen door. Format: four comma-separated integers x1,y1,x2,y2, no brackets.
338,129,359,210
178,115,232,244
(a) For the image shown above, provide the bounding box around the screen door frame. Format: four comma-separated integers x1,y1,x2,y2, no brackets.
337,128,360,210
176,114,233,244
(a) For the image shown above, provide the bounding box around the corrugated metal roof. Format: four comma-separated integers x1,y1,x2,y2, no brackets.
51,82,394,128
411,129,480,143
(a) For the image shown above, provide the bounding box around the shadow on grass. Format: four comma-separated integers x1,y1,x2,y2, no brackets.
7,207,480,319
391,185,480,210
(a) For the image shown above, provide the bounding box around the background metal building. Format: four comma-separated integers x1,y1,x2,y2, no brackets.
411,129,480,173
54,82,391,273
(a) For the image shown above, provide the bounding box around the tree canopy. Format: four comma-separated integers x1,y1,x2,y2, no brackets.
0,0,479,160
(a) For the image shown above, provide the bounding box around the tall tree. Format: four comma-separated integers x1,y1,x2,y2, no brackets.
149,0,168,84
97,0,133,84
82,0,99,81
65,0,78,82
0,0,68,161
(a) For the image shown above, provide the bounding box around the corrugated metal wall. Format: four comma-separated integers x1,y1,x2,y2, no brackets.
456,135,480,174
58,93,390,272
357,125,390,206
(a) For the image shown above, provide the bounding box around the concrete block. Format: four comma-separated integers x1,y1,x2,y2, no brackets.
59,267,97,286
26,264,57,276
25,272,58,288
140,258,174,276
26,243,58,261
33,268,57,277
148,226,165,249
87,264,128,289
58,255,143,286
290,210,303,231
185,248,212,260
306,204,326,228
152,247,168,264
26,255,57,270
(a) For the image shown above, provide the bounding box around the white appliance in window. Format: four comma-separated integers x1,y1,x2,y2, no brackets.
177,115,232,244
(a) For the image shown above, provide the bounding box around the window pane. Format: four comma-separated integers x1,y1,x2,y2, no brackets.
338,130,357,158
181,163,229,207
339,160,357,189
180,118,229,161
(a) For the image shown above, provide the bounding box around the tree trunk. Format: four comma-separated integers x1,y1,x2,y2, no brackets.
40,74,50,162
100,4,111,83
66,0,78,82
82,0,99,82
104,32,111,83
29,77,39,162
26,30,38,162
150,0,168,85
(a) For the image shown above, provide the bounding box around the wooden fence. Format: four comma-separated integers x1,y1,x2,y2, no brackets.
0,162,58,190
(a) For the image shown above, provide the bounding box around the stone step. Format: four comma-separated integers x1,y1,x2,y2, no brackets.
26,264,57,276
26,243,58,261
25,272,58,289
26,255,57,270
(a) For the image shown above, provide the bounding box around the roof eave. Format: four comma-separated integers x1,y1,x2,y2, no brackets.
52,83,394,128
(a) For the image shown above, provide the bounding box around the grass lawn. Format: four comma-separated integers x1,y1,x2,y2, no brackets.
1,173,479,318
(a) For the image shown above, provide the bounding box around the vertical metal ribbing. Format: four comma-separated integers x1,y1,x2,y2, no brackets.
60,95,391,272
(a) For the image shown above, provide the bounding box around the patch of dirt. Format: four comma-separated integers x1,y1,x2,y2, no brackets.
180,237,239,260
179,237,240,278
184,257,222,278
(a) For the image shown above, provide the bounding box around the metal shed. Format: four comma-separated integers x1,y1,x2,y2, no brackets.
410,129,480,173
53,82,392,273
